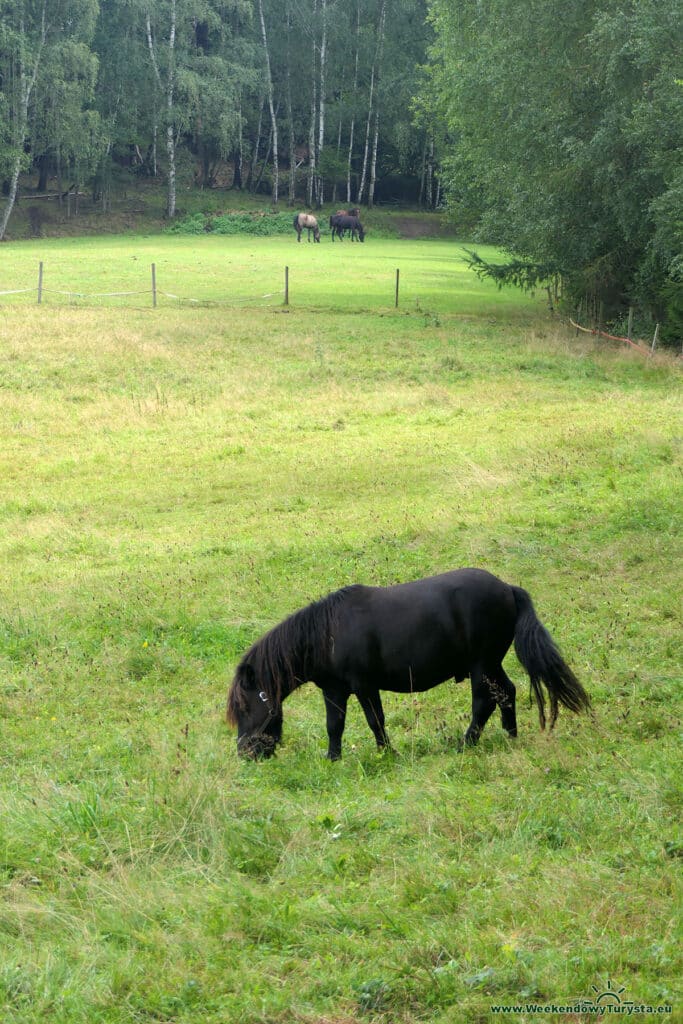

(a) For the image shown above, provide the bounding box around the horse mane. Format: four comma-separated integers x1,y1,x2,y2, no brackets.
226,587,353,723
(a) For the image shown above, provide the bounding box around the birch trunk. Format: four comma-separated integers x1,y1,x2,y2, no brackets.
316,0,327,206
346,1,361,203
257,0,279,204
367,0,386,208
357,62,375,205
249,100,264,191
285,2,296,204
146,1,177,218
418,137,427,208
307,0,318,207
0,6,47,240
368,110,380,208
332,102,343,204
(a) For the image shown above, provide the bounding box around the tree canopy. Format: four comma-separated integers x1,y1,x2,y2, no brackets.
423,0,682,338
0,0,435,234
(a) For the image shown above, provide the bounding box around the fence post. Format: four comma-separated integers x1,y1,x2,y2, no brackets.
37,261,43,304
284,265,289,306
151,263,157,308
395,268,400,308
627,307,634,340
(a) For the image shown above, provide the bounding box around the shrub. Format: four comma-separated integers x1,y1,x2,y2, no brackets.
167,211,295,236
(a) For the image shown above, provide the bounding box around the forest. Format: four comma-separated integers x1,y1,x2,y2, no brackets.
0,0,681,339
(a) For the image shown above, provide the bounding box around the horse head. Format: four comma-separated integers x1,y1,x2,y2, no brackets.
227,661,283,759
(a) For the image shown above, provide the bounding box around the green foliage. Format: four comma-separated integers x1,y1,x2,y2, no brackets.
464,249,558,294
167,210,297,236
424,0,683,342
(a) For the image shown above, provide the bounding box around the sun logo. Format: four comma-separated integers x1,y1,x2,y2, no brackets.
591,979,627,1006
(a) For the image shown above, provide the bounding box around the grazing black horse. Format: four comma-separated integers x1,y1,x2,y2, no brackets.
226,568,590,760
329,213,365,242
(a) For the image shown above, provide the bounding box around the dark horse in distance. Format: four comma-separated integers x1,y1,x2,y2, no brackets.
329,213,365,242
293,212,321,242
227,568,590,760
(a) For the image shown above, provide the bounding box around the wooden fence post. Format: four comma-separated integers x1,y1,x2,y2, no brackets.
37,261,43,304
395,268,400,308
627,307,634,340
151,263,157,308
284,265,289,306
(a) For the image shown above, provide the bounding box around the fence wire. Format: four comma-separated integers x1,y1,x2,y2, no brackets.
0,271,286,309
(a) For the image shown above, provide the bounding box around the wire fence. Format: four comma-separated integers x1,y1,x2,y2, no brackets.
0,263,669,352
0,261,289,310
0,261,408,311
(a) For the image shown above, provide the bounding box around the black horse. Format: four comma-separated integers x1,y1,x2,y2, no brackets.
329,213,365,242
227,568,590,760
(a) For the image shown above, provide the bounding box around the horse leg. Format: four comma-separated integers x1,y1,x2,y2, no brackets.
322,687,349,760
463,665,497,746
486,666,517,737
356,689,391,751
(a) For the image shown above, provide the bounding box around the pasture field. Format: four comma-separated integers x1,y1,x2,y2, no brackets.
0,233,681,1023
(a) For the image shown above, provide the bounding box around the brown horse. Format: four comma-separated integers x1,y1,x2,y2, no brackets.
293,212,321,242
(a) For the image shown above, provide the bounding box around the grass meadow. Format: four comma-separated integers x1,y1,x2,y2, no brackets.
0,231,681,1023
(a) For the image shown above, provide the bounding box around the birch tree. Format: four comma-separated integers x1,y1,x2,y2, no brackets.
257,0,278,203
315,0,327,205
0,0,99,239
306,0,318,206
145,0,178,217
367,0,386,207
356,0,387,205
0,4,47,239
346,0,361,202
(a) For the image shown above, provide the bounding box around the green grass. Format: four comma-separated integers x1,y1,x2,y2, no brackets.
0,233,681,1023
0,232,533,316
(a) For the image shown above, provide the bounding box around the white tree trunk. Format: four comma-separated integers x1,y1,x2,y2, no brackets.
359,0,386,205
285,2,296,204
307,0,318,207
357,62,375,204
258,0,279,204
368,111,380,207
367,0,386,208
346,1,361,204
0,6,47,240
316,0,327,206
146,2,177,218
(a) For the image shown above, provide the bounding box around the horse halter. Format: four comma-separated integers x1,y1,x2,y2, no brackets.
258,690,277,719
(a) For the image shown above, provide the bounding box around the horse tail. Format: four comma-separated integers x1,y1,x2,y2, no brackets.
512,586,590,730
293,214,299,229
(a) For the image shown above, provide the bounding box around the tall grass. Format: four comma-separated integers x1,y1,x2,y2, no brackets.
0,235,680,1023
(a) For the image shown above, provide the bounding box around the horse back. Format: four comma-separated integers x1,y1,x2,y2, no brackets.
328,569,516,693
